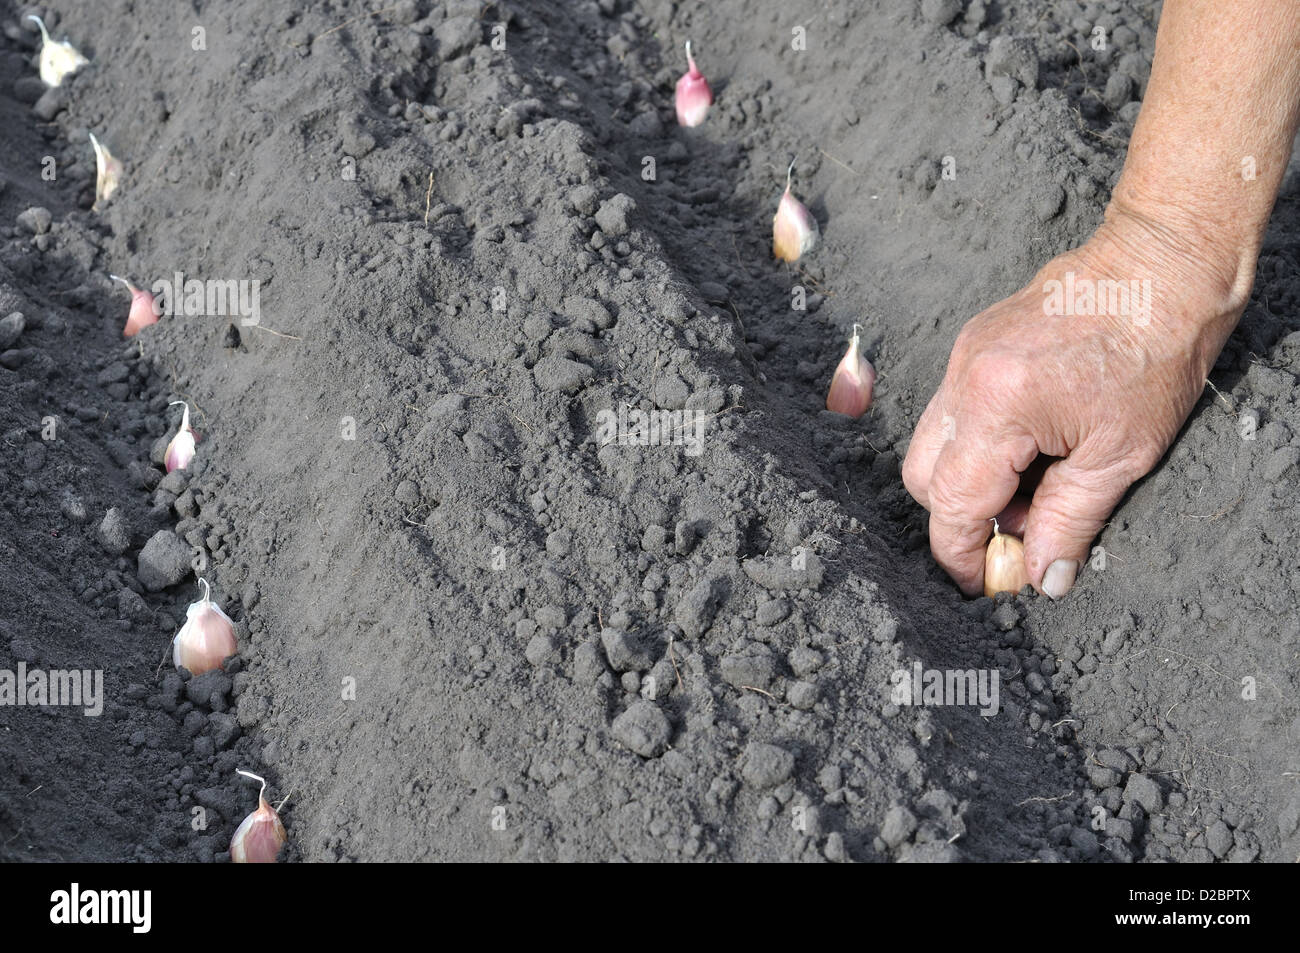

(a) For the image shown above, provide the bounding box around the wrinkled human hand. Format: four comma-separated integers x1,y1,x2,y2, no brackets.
902,213,1246,598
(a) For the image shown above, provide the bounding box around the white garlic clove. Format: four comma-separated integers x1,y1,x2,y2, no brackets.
172,578,236,675
27,16,88,88
773,160,820,262
89,133,122,210
230,771,287,864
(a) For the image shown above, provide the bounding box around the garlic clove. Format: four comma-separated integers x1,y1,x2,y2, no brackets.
984,523,1031,598
27,15,88,88
675,41,713,127
164,400,197,473
110,274,159,337
772,159,820,262
172,578,237,675
230,770,287,864
89,133,122,210
826,324,876,418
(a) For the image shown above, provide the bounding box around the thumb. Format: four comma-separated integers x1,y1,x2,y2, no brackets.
1022,453,1132,599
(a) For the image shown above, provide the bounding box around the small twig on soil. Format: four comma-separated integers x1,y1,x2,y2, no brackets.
26,785,42,797
155,645,172,677
247,325,302,341
303,4,402,45
423,172,435,225
402,504,431,527
1191,745,1249,768
648,349,661,403
794,268,833,295
446,391,534,433
1152,645,1235,684
818,148,859,176
275,791,293,811
741,685,778,701
1182,494,1244,522
667,634,683,692
730,228,747,275
1203,378,1235,411
1015,791,1074,806
726,299,746,337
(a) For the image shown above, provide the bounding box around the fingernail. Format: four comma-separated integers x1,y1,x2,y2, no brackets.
1042,559,1079,600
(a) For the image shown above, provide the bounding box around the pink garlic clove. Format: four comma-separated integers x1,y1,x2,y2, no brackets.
773,159,820,262
230,770,287,864
172,578,236,675
675,41,713,128
110,274,159,337
164,401,196,473
826,324,875,419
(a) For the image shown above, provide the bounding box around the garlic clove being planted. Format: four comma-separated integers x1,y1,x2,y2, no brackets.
110,274,159,337
984,521,1031,598
674,41,713,127
26,15,88,88
164,400,197,473
230,770,287,864
773,159,820,262
172,578,237,675
89,133,122,210
826,324,876,418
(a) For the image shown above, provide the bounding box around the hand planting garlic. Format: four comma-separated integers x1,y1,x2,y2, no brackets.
89,133,122,210
110,275,158,337
172,577,237,675
675,41,713,127
164,400,196,473
984,520,1030,598
26,15,87,88
230,770,287,863
773,159,820,262
826,324,876,418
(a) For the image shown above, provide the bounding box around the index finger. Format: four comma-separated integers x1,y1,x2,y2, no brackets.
926,428,1038,595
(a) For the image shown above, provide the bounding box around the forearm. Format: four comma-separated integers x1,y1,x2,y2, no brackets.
1105,0,1300,311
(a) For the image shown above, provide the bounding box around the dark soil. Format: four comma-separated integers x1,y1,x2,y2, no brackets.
1,0,1297,862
